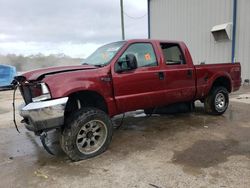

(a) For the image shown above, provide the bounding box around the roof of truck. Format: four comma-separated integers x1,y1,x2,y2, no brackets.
125,39,184,44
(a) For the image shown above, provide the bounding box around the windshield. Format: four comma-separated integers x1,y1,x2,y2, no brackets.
82,41,125,67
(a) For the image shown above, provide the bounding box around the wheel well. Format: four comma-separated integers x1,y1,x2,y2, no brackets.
64,91,108,118
212,77,231,93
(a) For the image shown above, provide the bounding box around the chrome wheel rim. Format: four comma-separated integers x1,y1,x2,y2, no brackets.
215,93,226,112
76,120,107,155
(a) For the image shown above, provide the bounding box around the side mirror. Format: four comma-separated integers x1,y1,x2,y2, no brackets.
125,54,137,70
117,54,137,73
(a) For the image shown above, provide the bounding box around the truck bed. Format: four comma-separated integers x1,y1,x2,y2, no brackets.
194,62,241,99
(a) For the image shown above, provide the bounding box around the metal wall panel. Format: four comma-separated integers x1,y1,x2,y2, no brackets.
236,0,250,80
149,0,250,79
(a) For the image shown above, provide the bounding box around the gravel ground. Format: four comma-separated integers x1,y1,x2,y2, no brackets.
0,87,250,188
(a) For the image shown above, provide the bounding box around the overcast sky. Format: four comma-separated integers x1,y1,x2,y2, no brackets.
0,0,147,58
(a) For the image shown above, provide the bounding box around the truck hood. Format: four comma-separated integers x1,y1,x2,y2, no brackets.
21,65,96,81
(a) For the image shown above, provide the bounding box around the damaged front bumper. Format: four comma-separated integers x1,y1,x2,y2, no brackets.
20,97,68,132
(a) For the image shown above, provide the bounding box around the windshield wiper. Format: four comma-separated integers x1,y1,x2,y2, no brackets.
93,64,106,67
82,63,105,68
82,63,91,65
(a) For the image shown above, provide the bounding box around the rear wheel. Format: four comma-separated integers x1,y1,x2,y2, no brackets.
204,86,229,115
61,108,113,161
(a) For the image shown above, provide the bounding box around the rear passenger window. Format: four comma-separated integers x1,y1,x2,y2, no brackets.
160,43,185,65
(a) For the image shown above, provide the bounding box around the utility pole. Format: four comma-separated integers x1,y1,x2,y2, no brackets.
120,0,125,40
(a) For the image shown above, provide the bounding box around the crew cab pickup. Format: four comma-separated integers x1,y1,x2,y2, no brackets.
14,39,241,161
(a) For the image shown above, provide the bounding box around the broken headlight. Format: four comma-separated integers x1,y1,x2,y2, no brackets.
31,83,51,102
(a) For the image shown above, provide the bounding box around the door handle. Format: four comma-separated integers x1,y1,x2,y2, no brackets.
187,69,193,77
158,72,165,80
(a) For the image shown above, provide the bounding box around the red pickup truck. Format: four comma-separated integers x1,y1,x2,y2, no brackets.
14,39,241,161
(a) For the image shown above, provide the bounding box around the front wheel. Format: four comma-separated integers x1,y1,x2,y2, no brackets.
61,108,113,161
204,87,229,115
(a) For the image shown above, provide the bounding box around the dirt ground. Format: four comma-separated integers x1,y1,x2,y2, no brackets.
0,87,250,188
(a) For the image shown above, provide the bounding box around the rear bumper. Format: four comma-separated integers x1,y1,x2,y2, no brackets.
20,97,68,132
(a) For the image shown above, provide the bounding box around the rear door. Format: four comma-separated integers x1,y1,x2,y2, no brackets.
159,42,196,104
112,42,166,113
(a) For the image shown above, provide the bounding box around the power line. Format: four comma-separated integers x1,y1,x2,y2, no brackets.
120,0,147,40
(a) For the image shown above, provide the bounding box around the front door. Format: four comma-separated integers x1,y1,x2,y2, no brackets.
112,42,166,113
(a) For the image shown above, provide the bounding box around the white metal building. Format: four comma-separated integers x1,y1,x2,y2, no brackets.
148,0,250,81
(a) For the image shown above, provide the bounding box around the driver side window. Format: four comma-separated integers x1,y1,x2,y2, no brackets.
117,43,157,69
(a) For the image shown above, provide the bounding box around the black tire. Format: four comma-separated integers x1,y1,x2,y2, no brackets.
61,107,113,161
204,86,229,115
